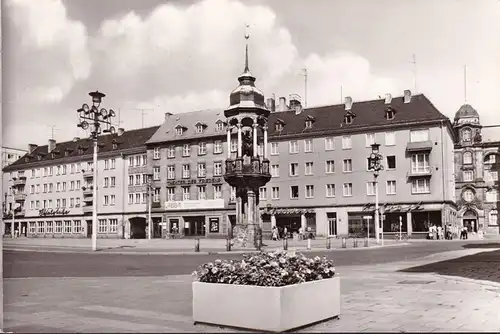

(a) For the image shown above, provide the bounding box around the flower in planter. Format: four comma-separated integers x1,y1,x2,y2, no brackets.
192,251,335,287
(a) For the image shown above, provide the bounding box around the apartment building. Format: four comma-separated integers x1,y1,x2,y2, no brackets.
258,91,458,238
453,104,500,234
2,126,159,238
145,110,235,237
2,146,27,169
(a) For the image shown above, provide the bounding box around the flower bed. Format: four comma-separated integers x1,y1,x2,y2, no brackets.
192,251,340,332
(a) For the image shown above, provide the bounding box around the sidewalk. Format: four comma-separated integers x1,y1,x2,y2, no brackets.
4,248,500,333
3,237,404,255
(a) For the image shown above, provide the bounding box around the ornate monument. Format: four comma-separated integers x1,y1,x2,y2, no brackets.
224,27,271,248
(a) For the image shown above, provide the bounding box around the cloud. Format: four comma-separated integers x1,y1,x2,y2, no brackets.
4,0,91,105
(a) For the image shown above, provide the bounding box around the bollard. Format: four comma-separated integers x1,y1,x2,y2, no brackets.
283,237,288,251
307,237,311,250
226,237,231,252
364,237,369,247
326,236,331,249
194,238,200,252
353,238,358,248
256,237,262,251
342,237,347,249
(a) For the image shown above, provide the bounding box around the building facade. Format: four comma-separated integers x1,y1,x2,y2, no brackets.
2,146,27,169
2,126,159,238
453,104,500,234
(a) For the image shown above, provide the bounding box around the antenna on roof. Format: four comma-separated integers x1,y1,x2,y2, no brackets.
49,125,59,140
129,108,155,128
463,64,468,104
411,54,418,94
301,68,308,107
340,85,343,103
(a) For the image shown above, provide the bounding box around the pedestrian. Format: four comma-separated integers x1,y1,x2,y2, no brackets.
283,226,288,239
271,226,278,241
437,225,442,240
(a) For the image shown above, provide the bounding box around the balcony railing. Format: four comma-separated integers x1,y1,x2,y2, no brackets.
13,177,27,186
83,205,93,213
82,186,94,195
82,169,94,178
224,158,271,176
407,167,433,178
14,193,27,201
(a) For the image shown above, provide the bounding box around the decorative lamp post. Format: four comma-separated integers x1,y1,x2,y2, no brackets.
146,174,154,240
77,91,116,251
369,143,384,244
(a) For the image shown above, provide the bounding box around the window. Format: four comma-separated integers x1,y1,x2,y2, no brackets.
62,182,67,191
76,180,81,189
305,162,314,175
365,134,375,147
153,147,160,159
486,189,498,203
43,200,47,208
325,160,335,174
128,194,134,204
271,164,280,177
182,187,190,200
485,154,497,164
109,219,118,233
128,175,134,185
230,139,238,152
64,220,72,233
142,174,148,185
43,167,48,177
167,146,175,158
135,175,141,185
135,193,140,204
29,222,36,234
304,139,313,152
36,200,40,209
386,180,396,195
290,186,299,199
62,199,67,207
135,156,141,167
55,221,63,233
411,179,430,194
462,128,472,142
46,221,53,234
56,199,60,208
196,124,204,133
69,181,74,191
167,187,175,201
111,158,116,169
110,177,116,187
98,219,107,233
70,198,74,208
230,187,236,202
198,142,207,155
305,120,313,129
104,195,109,206
197,185,206,200
289,141,298,154
214,141,223,154
104,159,109,170
73,220,82,233
343,159,352,173
275,123,283,132
176,126,184,136
488,171,498,182
325,137,334,151
110,195,116,205
214,185,222,199
141,154,147,166
289,163,298,176
342,136,352,149
36,184,40,193
259,187,267,200
272,187,280,200
153,188,160,202
343,183,353,196
37,221,45,234
167,165,176,180
463,171,473,182
270,142,279,155
56,166,61,175
305,185,314,199
366,182,376,196
385,132,395,146
198,163,206,178
326,184,335,197
410,129,429,142
76,198,80,207
182,144,191,157
216,121,224,132
214,162,222,176
30,185,35,194
104,177,109,188
182,164,190,179
62,165,67,175
153,167,160,180
129,156,134,166
49,167,53,176
387,156,396,169
463,152,473,164
43,184,48,193
411,154,430,173
490,210,498,225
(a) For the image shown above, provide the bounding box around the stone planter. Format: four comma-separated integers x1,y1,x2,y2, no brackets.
193,276,340,332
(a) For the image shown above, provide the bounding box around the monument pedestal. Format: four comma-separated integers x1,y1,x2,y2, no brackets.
232,224,258,248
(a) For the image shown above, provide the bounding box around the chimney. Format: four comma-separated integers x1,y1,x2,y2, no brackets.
279,97,287,112
165,112,173,121
28,144,38,154
289,94,303,115
73,137,80,142
117,128,125,136
48,139,56,153
404,89,412,103
266,97,276,112
344,96,353,111
385,93,392,105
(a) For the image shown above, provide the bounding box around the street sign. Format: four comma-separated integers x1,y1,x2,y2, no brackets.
363,216,372,220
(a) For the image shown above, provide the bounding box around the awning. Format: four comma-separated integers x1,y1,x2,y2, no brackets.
406,140,433,152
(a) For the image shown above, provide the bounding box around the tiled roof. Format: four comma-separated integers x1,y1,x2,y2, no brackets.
267,94,449,138
3,126,159,172
146,109,226,144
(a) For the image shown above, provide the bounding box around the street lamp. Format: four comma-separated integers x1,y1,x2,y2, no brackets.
369,143,384,244
77,91,117,251
146,174,154,240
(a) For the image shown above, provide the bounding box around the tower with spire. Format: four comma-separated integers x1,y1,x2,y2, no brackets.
224,26,271,247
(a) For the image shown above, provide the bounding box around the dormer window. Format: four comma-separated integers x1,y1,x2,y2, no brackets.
78,148,84,154
37,155,42,161
112,143,118,149
462,128,472,142
25,157,30,162
305,115,315,129
344,113,354,125
385,107,396,120
196,125,203,133
175,125,185,136
215,120,224,132
275,123,283,131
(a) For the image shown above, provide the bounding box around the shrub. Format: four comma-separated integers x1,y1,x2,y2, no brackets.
192,251,336,287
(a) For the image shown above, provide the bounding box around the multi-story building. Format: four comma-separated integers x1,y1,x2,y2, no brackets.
453,104,500,234
2,126,159,238
143,90,458,239
2,146,27,168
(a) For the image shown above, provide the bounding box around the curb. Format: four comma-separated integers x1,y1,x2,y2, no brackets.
3,242,409,256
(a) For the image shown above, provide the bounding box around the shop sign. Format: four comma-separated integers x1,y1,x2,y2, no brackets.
164,199,225,211
167,178,222,186
39,208,70,217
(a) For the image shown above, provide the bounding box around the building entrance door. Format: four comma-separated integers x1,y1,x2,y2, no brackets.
183,216,206,237
20,222,27,237
86,220,92,238
327,213,337,236
463,219,477,233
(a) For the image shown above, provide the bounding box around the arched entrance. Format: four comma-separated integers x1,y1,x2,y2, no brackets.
463,210,478,233
129,217,146,239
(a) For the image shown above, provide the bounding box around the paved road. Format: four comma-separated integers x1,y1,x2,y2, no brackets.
4,240,496,278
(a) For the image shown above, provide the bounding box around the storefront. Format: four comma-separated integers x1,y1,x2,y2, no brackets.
262,207,316,238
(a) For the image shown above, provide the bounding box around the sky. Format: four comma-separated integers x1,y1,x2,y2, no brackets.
3,0,500,149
